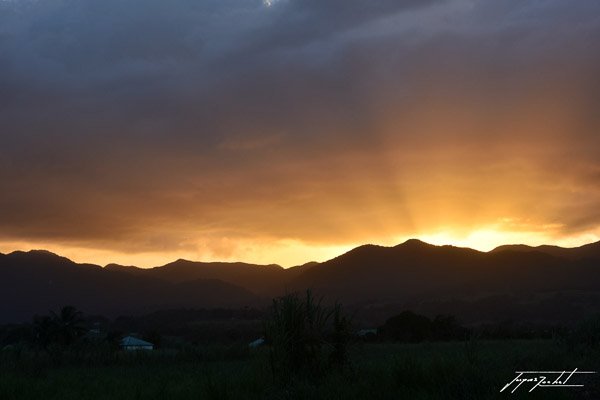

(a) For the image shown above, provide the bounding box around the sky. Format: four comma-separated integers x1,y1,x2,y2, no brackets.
1,0,599,268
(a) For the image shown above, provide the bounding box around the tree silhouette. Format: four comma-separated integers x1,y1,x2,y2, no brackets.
33,315,56,349
379,311,431,342
49,306,86,346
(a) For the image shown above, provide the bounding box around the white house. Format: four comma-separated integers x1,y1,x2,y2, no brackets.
356,329,377,337
120,336,154,350
248,337,264,348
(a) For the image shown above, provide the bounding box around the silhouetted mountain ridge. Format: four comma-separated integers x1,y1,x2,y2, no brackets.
1,239,599,324
141,259,287,296
0,251,260,323
491,241,600,260
287,239,600,324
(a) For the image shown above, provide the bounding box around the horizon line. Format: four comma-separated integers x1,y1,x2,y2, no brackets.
2,237,599,270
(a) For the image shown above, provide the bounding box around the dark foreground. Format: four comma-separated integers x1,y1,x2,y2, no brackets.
1,340,598,400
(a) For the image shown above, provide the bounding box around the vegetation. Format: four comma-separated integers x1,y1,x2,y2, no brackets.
263,291,353,382
1,305,600,399
1,339,598,399
378,311,468,342
32,306,86,349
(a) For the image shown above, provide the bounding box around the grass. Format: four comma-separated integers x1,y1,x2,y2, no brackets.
1,340,597,399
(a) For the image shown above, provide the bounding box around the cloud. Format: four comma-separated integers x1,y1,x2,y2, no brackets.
1,0,599,263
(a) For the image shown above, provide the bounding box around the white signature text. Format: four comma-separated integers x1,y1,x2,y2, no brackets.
500,368,596,393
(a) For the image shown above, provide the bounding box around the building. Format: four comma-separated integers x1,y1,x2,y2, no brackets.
356,329,377,337
120,336,154,350
248,337,264,348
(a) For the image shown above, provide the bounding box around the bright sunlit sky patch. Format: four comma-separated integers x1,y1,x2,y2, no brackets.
1,0,599,267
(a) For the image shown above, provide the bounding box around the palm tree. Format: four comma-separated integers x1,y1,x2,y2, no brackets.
33,315,56,349
50,306,86,346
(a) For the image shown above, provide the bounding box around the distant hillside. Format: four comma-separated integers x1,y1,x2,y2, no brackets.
0,251,260,323
299,240,600,325
105,258,318,297
138,259,286,296
491,241,600,260
1,240,600,325
289,240,486,302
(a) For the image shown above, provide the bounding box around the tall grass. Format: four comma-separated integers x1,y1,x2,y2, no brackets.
5,311,600,399
1,340,596,399
263,291,354,383
263,291,332,381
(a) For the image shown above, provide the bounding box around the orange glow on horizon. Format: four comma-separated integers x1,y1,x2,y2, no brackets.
2,226,599,269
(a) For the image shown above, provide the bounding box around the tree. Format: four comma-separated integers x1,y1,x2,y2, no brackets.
50,306,86,347
33,315,56,349
379,311,431,342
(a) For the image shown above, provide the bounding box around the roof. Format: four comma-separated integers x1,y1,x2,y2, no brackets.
356,329,377,336
249,337,264,347
120,336,153,346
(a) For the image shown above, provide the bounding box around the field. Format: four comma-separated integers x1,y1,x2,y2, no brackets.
1,339,598,400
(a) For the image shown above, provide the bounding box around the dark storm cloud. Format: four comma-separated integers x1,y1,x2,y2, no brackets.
1,0,600,256
0,0,441,173
0,0,438,155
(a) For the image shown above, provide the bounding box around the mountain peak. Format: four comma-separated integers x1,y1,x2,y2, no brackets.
8,249,68,262
104,263,144,272
491,244,534,253
397,238,434,248
10,249,60,257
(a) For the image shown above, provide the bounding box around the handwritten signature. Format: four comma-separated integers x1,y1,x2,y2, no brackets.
500,368,596,393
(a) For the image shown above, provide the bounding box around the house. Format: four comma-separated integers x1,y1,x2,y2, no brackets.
120,336,154,350
248,337,264,348
356,329,377,337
